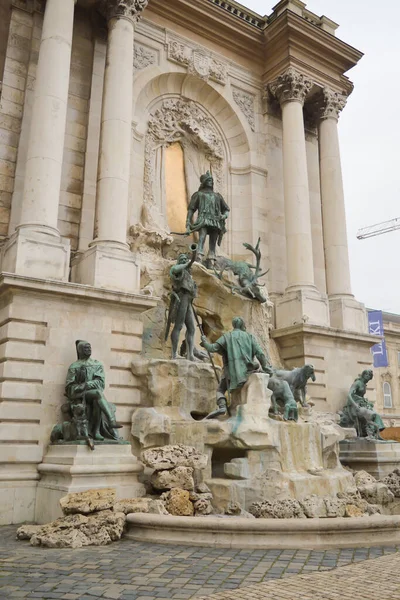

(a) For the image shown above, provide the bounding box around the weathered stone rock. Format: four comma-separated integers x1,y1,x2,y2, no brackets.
354,470,376,487
324,498,346,518
225,502,242,516
60,488,116,515
358,483,394,506
142,445,208,471
27,510,126,548
249,499,306,519
300,495,328,518
31,529,89,549
382,469,400,497
115,498,169,515
345,504,365,518
151,466,195,491
194,498,213,516
163,488,194,516
189,491,213,503
16,525,42,540
224,502,255,519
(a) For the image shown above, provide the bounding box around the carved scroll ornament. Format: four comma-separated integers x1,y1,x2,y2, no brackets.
268,67,312,106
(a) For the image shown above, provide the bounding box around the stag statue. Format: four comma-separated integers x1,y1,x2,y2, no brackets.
213,238,268,303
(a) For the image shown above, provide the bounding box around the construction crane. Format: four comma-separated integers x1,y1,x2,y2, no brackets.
356,217,400,240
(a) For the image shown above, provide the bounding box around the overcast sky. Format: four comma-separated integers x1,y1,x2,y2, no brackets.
243,0,400,314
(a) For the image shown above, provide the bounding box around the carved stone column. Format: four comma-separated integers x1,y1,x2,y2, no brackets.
318,87,367,332
268,68,329,328
72,0,148,293
2,0,77,280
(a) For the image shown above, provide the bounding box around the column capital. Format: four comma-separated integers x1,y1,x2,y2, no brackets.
268,68,312,106
318,87,348,121
98,0,149,23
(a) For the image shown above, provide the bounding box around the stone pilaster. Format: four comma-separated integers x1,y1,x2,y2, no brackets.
318,87,367,333
268,68,329,328
72,0,148,293
2,0,76,281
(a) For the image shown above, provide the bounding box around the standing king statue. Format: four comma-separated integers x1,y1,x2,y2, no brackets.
186,171,230,264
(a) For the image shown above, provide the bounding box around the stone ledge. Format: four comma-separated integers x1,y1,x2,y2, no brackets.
271,322,377,344
0,272,159,310
126,512,400,549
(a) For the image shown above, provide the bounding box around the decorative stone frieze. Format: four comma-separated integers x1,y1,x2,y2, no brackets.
232,88,255,131
133,43,157,70
167,40,227,85
268,67,312,106
319,87,347,120
99,0,149,22
168,40,191,66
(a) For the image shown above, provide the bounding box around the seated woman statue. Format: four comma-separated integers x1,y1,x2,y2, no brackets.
65,340,122,442
339,369,385,440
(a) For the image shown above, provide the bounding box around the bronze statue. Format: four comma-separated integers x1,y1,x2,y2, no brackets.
51,341,122,449
272,364,316,408
201,317,273,417
186,171,230,264
339,370,385,440
268,377,299,422
213,238,268,303
165,250,197,361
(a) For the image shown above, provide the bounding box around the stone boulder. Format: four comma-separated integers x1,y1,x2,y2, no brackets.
354,470,394,505
114,498,168,515
60,488,116,515
142,445,208,471
28,511,126,548
194,498,213,516
162,488,194,516
224,502,255,519
151,466,195,491
300,495,328,518
324,498,346,518
345,504,365,518
249,499,306,519
16,525,42,540
358,483,394,506
382,469,400,497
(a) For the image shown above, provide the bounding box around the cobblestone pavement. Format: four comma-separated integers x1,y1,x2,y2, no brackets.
196,550,400,599
0,525,399,600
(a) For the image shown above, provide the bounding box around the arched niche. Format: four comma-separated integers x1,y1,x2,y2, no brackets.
130,71,251,258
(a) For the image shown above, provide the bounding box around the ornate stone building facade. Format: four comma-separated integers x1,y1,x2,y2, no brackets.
0,0,378,523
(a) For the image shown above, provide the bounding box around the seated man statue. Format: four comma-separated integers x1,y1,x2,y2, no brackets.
201,317,273,418
339,369,385,440
65,340,122,442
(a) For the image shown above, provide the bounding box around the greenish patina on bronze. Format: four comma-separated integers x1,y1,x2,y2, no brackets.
213,238,268,303
201,317,273,417
50,341,124,449
339,369,385,440
186,171,230,263
165,250,197,362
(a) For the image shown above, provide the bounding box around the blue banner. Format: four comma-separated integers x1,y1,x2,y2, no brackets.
368,310,388,368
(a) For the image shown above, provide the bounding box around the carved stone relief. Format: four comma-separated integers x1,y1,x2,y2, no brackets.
133,44,157,70
141,98,226,230
232,88,255,131
167,40,227,85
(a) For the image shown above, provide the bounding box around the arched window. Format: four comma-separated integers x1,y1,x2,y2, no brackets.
383,382,393,409
165,142,188,233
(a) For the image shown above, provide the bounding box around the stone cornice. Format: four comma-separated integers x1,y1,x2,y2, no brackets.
98,0,149,23
268,67,312,105
263,10,363,95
